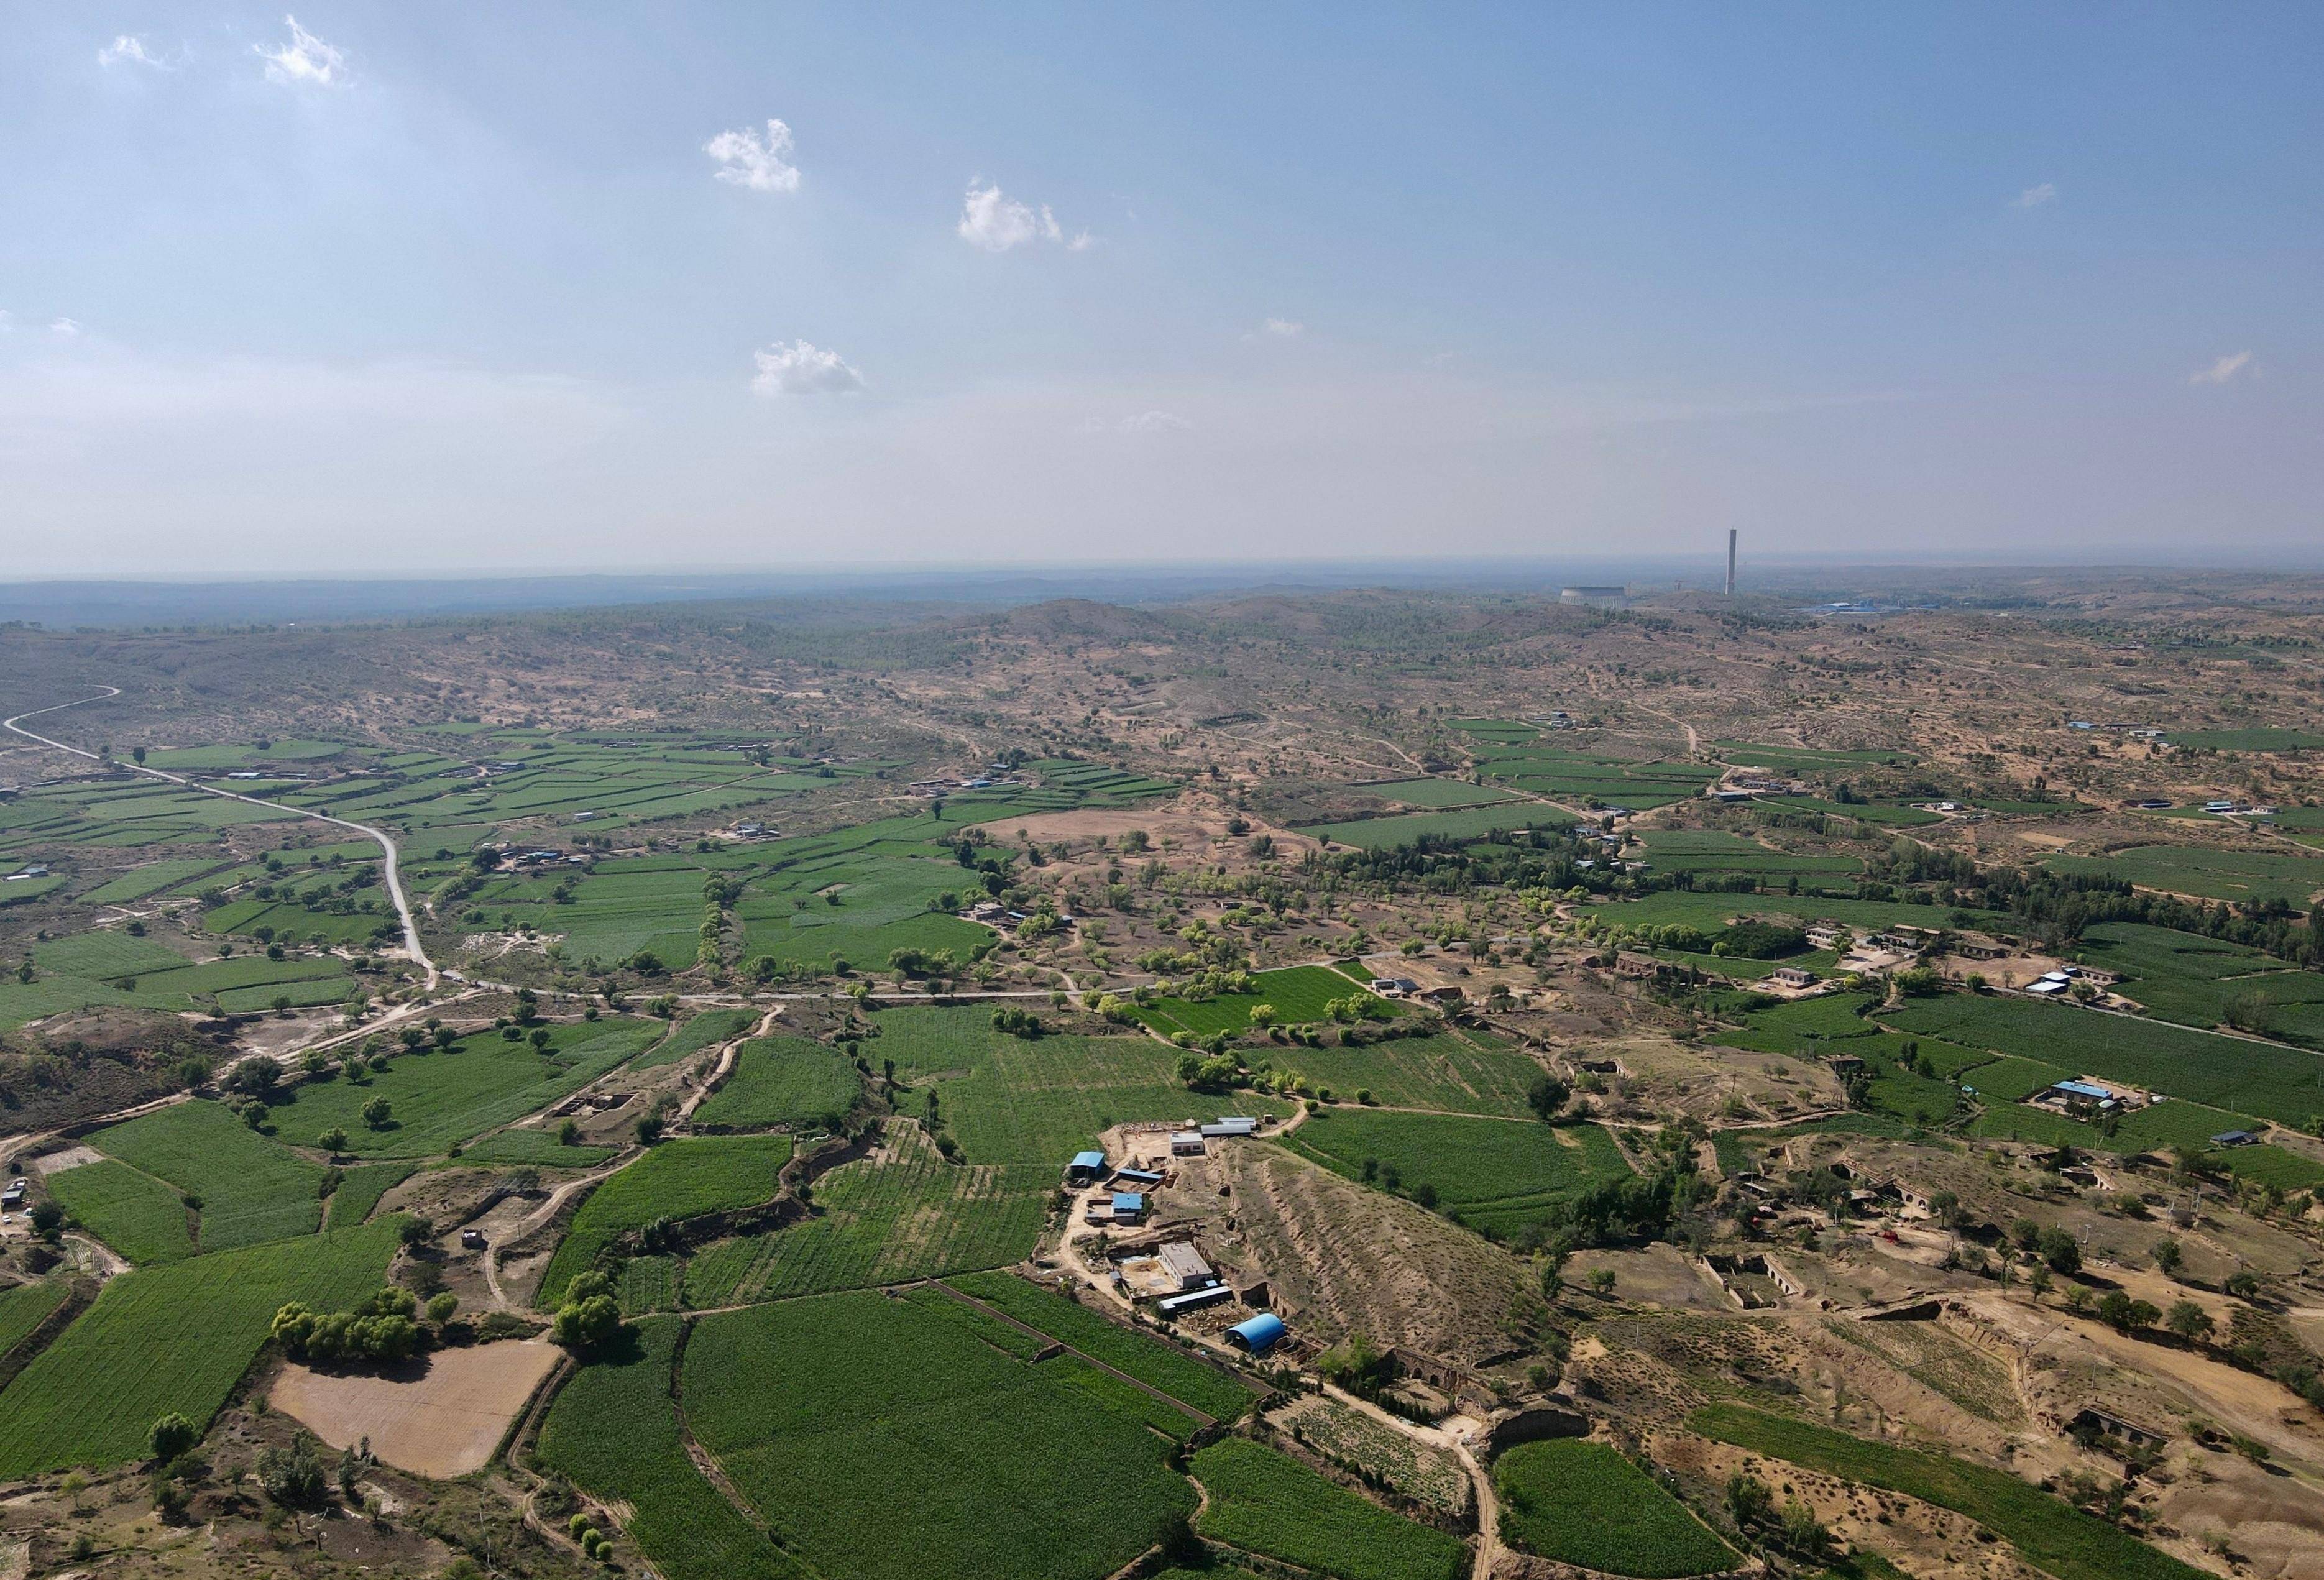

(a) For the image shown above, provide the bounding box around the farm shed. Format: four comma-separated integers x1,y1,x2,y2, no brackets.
1169,1132,1205,1157
1155,1241,1213,1291
1226,1313,1287,1355
1066,1151,1107,1184
1157,1286,1233,1316
1200,1118,1260,1139
1111,1192,1147,1225
1113,1166,1165,1189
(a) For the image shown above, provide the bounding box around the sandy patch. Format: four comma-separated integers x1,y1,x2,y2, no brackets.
29,1145,101,1175
269,1339,562,1478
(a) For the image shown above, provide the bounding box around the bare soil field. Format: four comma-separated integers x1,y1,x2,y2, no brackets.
269,1338,563,1477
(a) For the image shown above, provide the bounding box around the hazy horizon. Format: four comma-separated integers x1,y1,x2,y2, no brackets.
7,4,2318,574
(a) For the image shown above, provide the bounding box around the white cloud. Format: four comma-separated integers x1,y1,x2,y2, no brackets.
99,35,178,70
49,318,83,339
2189,351,2254,385
704,119,801,194
2012,182,2057,209
1115,410,1190,433
1259,318,1305,338
750,339,864,397
256,16,346,87
0,310,12,333
957,181,1088,253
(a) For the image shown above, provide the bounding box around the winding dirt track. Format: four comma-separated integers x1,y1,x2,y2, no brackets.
4,687,438,988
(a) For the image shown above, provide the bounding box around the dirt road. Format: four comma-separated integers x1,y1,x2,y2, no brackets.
5,687,438,988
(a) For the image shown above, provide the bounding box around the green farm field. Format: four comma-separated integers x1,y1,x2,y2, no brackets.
1134,963,1395,1037
0,1280,73,1359
1192,1436,1467,1580
45,1158,196,1264
1250,1027,1545,1114
538,1135,791,1303
692,1036,861,1130
630,1006,756,1068
264,1016,663,1157
2044,845,2324,908
1282,1112,1632,1236
679,1126,1044,1304
945,1270,1259,1421
1347,777,1518,808
1300,802,1574,850
89,1100,328,1252
1880,995,2324,1129
682,1289,1199,1580
533,1317,802,1580
873,1005,1291,1160
1494,1440,1735,1578
0,1218,404,1478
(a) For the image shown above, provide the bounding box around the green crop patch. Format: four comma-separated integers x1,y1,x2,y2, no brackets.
947,1271,1259,1421
534,1317,804,1580
632,1006,758,1069
1758,797,1943,827
0,1280,73,1360
79,858,235,904
1688,1405,2206,1580
869,1005,1291,1162
2043,845,2324,909
324,1162,416,1229
682,1290,1198,1580
1192,1436,1467,1580
1299,802,1575,850
1880,995,2324,1129
91,1100,328,1253
1713,742,1914,771
1134,963,1398,1037
1283,1112,1632,1236
1712,992,1882,1054
0,1218,403,1478
680,1125,1045,1305
1638,829,1860,878
2165,728,2324,752
538,1135,791,1303
1251,1027,1545,1115
265,1016,663,1157
1347,778,1520,809
694,1036,861,1131
1494,1440,1735,1577
46,1157,196,1264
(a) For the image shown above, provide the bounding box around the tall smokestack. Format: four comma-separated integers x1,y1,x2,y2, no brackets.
1725,528,1737,596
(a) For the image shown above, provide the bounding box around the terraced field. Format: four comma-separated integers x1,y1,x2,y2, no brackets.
1282,1111,1633,1236
1492,1440,1734,1577
538,1135,792,1303
1191,1436,1467,1580
679,1126,1045,1304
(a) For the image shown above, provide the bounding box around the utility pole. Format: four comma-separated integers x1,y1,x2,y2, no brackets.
1725,529,1737,596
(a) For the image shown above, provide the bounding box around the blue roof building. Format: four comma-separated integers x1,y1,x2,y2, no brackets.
1067,1150,1107,1181
2051,1080,2112,1100
1111,1192,1146,1221
1226,1313,1287,1354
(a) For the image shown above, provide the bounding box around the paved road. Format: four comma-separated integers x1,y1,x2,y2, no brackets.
4,686,438,988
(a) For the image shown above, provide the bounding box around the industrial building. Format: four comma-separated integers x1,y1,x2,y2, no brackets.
1155,1241,1214,1292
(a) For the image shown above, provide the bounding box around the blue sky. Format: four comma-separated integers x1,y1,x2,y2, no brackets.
3,4,2317,574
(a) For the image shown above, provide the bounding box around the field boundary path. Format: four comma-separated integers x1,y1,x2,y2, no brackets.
4,686,438,989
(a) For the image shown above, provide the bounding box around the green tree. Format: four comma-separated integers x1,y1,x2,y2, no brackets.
2166,1299,2214,1341
148,1412,200,1464
1527,1074,1571,1122
360,1096,392,1129
318,1127,349,1154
